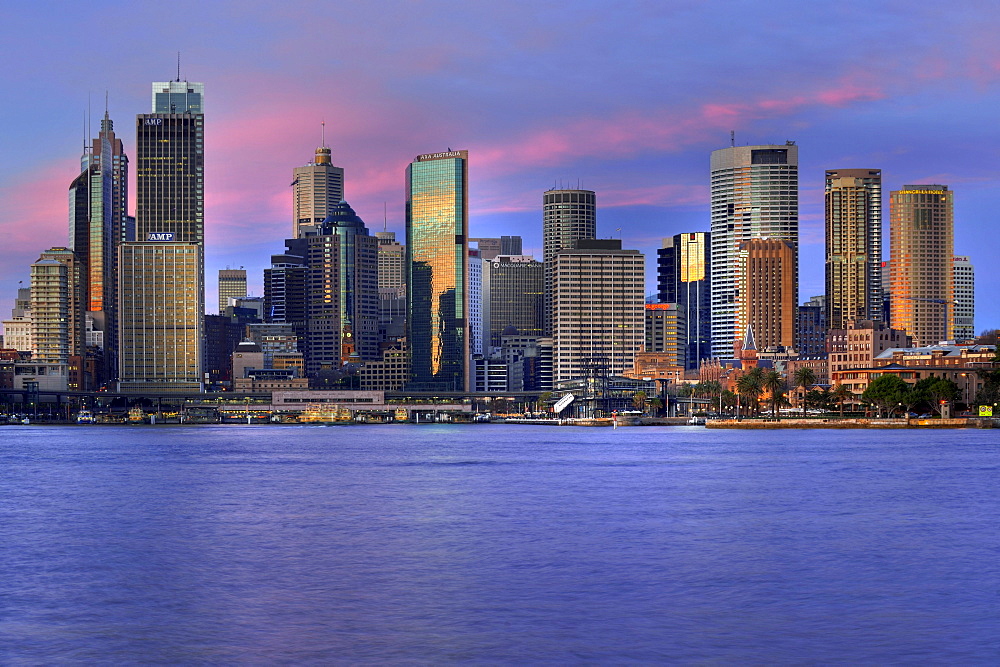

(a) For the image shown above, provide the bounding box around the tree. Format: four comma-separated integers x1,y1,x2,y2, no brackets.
762,369,785,418
862,374,909,417
632,390,648,413
830,384,853,418
793,367,816,418
974,347,1000,407
736,367,765,416
913,377,959,416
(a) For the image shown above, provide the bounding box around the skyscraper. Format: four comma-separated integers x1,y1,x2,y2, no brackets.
482,254,544,349
952,255,974,341
657,232,711,369
375,231,406,340
68,108,129,385
710,143,798,357
406,150,469,391
218,269,247,313
119,79,205,392
543,189,596,335
118,242,203,392
300,201,379,364
738,238,796,351
889,185,954,346
552,240,645,385
824,169,882,329
292,142,345,239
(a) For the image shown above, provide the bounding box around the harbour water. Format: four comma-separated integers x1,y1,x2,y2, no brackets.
1,425,998,663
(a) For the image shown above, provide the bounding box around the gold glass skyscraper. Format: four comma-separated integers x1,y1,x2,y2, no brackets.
889,185,954,346
406,150,469,391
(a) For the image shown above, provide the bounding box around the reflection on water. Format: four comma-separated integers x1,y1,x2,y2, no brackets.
1,425,997,663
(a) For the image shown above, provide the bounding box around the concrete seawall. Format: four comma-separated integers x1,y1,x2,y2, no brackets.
706,418,996,429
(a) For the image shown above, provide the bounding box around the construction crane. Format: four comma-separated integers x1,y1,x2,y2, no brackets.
896,295,954,343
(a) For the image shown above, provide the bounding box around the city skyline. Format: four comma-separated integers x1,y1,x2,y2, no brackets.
1,3,998,331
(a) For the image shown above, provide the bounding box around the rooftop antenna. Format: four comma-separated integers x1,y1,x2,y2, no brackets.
321,120,326,148
176,52,181,82
730,130,735,147
383,202,387,232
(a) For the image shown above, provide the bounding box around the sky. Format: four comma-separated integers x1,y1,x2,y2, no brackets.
1,1,998,332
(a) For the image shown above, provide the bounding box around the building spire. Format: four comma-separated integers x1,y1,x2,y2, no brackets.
321,119,326,148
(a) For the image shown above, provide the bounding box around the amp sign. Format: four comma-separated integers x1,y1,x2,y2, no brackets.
147,232,175,241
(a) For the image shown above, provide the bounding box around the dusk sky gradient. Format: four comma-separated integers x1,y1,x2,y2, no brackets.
2,1,998,331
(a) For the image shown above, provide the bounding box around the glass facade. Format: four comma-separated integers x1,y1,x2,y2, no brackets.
657,232,711,369
406,151,469,391
152,81,204,114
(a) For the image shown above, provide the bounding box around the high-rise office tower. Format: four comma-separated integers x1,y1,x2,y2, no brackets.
218,269,247,313
468,248,483,356
120,79,205,392
406,150,469,391
824,169,883,329
552,240,644,385
543,189,596,336
796,295,827,357
263,239,308,332
118,242,203,392
292,141,345,239
644,303,687,369
375,231,406,340
299,201,379,367
737,238,796,351
483,254,544,349
68,108,129,385
657,232,711,369
710,143,798,357
889,185,954,346
469,236,523,261
952,256,974,341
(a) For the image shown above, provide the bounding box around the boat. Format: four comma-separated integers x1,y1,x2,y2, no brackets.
688,416,707,425
76,410,95,424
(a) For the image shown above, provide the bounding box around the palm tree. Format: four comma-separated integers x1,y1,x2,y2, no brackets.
736,367,765,417
830,384,853,418
793,367,816,418
632,390,648,413
762,369,785,418
702,379,723,414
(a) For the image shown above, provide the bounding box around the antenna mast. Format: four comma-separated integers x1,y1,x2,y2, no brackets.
177,52,181,81
730,130,735,147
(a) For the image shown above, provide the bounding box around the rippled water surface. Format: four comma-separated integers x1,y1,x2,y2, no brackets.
1,425,998,663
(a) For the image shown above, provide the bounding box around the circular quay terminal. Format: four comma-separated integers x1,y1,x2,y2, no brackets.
2,3,1000,665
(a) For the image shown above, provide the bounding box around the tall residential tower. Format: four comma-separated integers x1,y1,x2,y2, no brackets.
824,169,883,329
